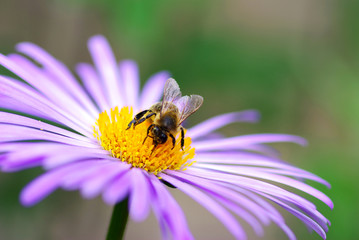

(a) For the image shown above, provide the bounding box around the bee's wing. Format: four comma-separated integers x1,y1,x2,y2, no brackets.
177,95,203,125
161,78,182,116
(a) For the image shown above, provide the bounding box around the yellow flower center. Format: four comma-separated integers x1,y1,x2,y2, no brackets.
93,106,196,175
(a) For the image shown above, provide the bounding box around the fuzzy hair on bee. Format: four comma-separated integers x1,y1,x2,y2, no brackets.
126,78,203,153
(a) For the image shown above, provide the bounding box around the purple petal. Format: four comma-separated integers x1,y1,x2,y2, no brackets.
171,171,273,225
193,164,333,208
80,163,130,199
236,144,281,157
170,171,266,236
7,53,97,124
230,183,329,234
119,60,140,109
236,188,297,240
161,174,247,240
0,124,98,148
20,162,90,206
43,151,109,170
1,156,43,172
196,151,299,169
185,167,329,239
0,112,92,143
147,179,171,240
1,143,60,171
102,171,131,205
15,43,98,117
1,142,107,171
193,134,308,151
149,175,194,240
212,195,264,236
186,168,319,212
0,75,93,136
264,193,327,239
88,35,124,107
188,110,260,140
76,63,109,111
194,154,330,187
128,168,151,222
139,71,170,109
60,161,109,190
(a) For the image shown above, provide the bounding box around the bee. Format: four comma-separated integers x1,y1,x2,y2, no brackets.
126,78,203,152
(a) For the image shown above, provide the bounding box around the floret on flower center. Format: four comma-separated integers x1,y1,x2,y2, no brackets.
93,106,195,175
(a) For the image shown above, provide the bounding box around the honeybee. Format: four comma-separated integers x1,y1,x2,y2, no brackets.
127,78,203,152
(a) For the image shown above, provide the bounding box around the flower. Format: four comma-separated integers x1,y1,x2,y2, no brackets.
0,35,332,240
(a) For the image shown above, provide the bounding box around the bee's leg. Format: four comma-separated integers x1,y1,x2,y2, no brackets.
143,124,155,144
151,141,159,155
136,112,156,126
126,109,150,130
169,133,176,150
126,119,137,130
180,127,185,150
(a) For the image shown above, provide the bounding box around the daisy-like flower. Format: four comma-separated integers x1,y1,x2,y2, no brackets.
0,35,332,240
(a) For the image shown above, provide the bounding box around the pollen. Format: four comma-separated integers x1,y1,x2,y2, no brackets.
93,107,196,175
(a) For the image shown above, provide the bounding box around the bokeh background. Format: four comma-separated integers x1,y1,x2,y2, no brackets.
0,0,358,239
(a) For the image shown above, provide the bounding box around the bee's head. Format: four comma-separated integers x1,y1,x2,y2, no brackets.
153,126,168,144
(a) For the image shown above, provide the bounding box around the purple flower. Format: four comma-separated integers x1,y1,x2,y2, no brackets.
0,35,332,240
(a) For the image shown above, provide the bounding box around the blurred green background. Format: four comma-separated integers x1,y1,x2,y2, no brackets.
0,0,358,239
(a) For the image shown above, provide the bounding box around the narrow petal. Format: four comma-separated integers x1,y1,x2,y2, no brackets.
193,164,333,208
119,60,140,109
230,183,329,234
196,151,303,170
193,134,308,151
170,171,266,236
139,71,170,110
20,162,90,206
60,161,110,190
149,175,194,240
236,188,297,240
0,124,98,148
147,178,171,240
212,195,264,236
43,151,110,169
235,144,281,157
76,63,109,111
170,171,272,223
188,110,260,140
7,53,96,124
195,156,330,187
0,75,93,136
0,112,92,143
102,171,131,205
1,156,43,172
128,168,151,221
1,143,107,171
263,193,327,239
186,168,320,212
15,43,99,118
80,163,130,199
186,168,329,239
88,35,124,107
161,174,247,240
20,169,65,206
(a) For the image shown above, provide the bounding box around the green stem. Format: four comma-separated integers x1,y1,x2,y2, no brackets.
106,197,129,240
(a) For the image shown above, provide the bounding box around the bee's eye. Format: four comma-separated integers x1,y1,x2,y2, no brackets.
159,133,168,143
153,127,159,134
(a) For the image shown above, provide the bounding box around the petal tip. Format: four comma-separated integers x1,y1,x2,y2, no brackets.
88,35,108,48
19,189,37,207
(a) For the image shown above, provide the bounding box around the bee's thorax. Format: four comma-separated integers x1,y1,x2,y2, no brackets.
156,113,178,132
